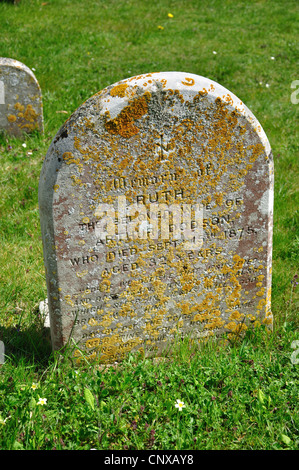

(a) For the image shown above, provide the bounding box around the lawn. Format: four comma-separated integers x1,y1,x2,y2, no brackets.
0,0,298,450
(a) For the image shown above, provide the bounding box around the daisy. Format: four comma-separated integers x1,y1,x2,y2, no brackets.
175,399,185,411
37,398,47,406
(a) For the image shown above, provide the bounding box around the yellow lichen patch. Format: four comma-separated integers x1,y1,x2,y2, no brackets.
180,271,197,293
98,315,113,327
225,321,237,331
214,192,224,206
182,77,195,86
247,314,256,322
76,270,88,278
14,102,25,112
109,83,129,98
204,277,214,288
126,279,149,299
105,92,151,138
7,114,17,123
53,184,59,192
180,303,190,315
71,175,82,186
256,287,265,297
64,295,74,307
262,316,273,326
99,279,111,292
232,254,245,271
86,338,101,348
23,104,38,123
118,157,131,169
229,310,243,321
151,279,167,297
63,152,78,164
204,317,225,330
256,298,266,311
118,302,134,317
248,143,265,163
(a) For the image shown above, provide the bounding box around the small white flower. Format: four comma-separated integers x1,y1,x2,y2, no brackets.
37,397,47,406
213,51,217,55
270,56,275,60
265,83,270,88
22,143,27,148
259,81,263,85
31,382,38,390
175,399,186,411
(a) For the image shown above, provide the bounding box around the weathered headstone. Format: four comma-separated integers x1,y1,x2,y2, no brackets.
0,57,43,136
39,72,274,364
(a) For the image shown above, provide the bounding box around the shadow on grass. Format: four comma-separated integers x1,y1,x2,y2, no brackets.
0,323,52,367
1,1,22,4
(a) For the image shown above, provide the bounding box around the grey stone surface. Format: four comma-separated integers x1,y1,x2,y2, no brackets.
39,72,274,364
0,57,43,136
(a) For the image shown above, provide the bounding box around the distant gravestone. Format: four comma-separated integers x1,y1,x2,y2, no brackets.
39,72,274,364
0,57,43,137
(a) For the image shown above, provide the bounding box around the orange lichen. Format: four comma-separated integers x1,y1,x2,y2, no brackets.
99,279,111,292
23,104,38,123
249,143,265,163
182,77,195,86
110,83,129,98
105,92,151,138
14,102,25,112
229,311,243,321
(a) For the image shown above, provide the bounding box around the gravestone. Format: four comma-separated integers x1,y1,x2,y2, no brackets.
39,72,274,364
0,57,43,137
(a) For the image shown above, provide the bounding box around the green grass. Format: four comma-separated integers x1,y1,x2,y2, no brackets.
0,0,298,450
0,326,298,450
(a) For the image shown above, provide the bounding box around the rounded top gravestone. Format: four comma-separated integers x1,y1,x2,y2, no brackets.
0,57,43,136
39,72,274,364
